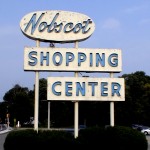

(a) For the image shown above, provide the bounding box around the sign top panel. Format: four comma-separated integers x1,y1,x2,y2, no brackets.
20,10,95,43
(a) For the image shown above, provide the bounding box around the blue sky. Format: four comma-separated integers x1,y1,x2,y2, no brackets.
0,0,150,101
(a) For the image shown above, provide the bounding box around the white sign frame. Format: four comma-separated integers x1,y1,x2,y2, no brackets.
24,47,122,72
47,77,125,101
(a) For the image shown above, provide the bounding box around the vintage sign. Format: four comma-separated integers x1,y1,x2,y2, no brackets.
47,77,125,101
20,10,125,133
20,10,95,43
24,47,122,72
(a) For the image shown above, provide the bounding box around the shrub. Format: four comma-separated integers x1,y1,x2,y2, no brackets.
77,126,148,150
4,129,76,150
105,126,148,150
4,126,148,150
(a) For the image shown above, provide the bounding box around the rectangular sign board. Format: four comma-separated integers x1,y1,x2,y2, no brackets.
24,47,122,72
47,77,125,101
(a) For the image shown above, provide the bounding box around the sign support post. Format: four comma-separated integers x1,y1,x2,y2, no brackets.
48,101,50,129
110,72,114,126
34,40,40,132
74,41,79,138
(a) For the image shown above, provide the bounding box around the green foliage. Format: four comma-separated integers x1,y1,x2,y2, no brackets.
77,126,106,146
105,126,148,150
116,71,150,126
77,126,148,149
1,71,150,128
1,84,34,126
4,129,37,150
4,129,76,150
4,126,148,150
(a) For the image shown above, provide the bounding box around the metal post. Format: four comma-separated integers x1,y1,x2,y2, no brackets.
48,101,50,129
7,116,9,129
110,72,114,126
74,41,79,138
47,43,54,129
34,40,40,132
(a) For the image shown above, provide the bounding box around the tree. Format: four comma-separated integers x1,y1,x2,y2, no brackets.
2,84,34,126
37,78,74,127
1,71,150,128
115,71,150,126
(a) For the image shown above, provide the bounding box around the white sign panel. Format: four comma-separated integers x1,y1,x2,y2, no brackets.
47,77,125,101
20,10,95,43
24,47,122,72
